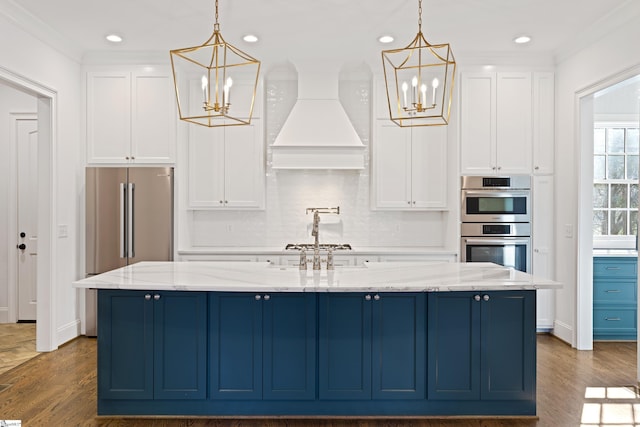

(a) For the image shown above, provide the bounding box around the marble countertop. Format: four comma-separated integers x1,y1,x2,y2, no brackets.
593,249,638,258
177,247,458,256
73,261,561,292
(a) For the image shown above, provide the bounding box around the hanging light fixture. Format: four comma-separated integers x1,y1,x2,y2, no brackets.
381,0,456,127
170,0,261,127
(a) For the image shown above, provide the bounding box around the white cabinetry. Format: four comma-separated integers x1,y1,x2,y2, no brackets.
372,122,447,210
86,69,176,164
460,72,532,175
532,72,555,174
188,120,264,209
532,175,555,330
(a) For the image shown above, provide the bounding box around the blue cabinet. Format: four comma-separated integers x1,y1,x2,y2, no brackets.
593,257,637,341
427,291,536,403
98,290,207,400
318,293,426,400
209,293,316,400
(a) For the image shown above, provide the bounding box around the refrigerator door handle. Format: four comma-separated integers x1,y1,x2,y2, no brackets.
128,182,135,258
119,183,126,258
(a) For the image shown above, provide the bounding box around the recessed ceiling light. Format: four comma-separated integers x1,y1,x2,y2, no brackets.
106,34,123,43
243,34,259,43
378,35,394,44
514,35,531,44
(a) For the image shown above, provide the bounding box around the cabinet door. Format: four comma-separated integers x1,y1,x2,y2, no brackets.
98,290,154,399
372,293,426,400
480,291,536,401
153,292,207,399
318,293,372,400
373,122,411,209
411,126,447,209
87,72,131,164
188,125,225,208
131,72,176,163
460,72,496,175
496,72,532,174
533,72,555,174
209,293,262,400
224,122,264,208
533,175,555,329
263,293,316,400
427,292,480,400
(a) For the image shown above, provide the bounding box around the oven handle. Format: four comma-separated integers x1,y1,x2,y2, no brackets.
462,190,530,197
463,238,530,245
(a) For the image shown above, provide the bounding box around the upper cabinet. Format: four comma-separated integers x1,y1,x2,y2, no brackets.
460,71,554,176
372,122,447,210
86,68,176,164
188,120,265,210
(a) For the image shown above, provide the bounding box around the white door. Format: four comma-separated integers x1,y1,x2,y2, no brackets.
17,119,38,321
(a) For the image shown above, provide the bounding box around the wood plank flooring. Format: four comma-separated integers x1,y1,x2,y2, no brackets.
0,323,37,376
0,334,637,426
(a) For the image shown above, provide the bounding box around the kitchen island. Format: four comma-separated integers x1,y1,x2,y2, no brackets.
74,261,560,417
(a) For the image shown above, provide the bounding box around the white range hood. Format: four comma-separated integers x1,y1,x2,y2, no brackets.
271,64,365,170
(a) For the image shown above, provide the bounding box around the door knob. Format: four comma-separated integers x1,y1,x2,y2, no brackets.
17,243,26,250
20,232,26,238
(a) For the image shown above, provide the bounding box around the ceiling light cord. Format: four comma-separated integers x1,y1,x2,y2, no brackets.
418,0,422,33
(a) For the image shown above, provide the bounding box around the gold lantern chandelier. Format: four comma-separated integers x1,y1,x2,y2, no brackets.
381,0,456,127
170,0,261,127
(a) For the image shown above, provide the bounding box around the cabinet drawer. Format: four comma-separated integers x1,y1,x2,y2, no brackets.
593,308,637,331
593,280,636,304
593,259,637,278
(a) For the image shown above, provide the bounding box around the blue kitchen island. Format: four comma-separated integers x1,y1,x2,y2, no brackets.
73,261,560,417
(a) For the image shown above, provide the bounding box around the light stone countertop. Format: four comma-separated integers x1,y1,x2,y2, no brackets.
73,261,561,293
593,249,638,258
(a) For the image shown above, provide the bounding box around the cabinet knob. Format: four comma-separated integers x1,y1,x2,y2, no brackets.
255,295,262,300
492,166,496,170
497,166,502,170
219,200,224,204
154,294,161,300
407,201,411,205
474,295,481,301
412,201,416,205
224,200,228,204
483,294,490,301
126,156,130,160
365,295,372,301
264,294,271,301
535,166,540,170
144,294,152,300
373,294,381,301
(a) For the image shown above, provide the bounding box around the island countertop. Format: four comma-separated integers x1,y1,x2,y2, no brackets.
73,261,561,292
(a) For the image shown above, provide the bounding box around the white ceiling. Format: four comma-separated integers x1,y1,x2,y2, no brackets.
7,0,635,66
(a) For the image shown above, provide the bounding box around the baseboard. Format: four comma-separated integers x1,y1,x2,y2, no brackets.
57,318,81,347
553,319,573,346
0,307,8,323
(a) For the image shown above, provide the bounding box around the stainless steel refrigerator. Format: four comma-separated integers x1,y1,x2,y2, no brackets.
85,167,174,336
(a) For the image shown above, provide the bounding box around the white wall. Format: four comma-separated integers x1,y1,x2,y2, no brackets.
554,1,640,346
0,85,37,322
0,11,82,347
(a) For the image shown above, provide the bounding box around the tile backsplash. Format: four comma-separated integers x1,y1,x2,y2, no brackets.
184,62,450,249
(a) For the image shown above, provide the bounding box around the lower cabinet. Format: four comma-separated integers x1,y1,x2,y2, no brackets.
209,292,317,400
427,291,536,403
97,290,207,400
318,292,426,400
97,290,536,416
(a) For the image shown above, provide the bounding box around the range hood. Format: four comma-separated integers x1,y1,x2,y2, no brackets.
271,64,365,170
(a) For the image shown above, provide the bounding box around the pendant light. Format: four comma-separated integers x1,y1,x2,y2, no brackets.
170,0,261,127
381,0,456,127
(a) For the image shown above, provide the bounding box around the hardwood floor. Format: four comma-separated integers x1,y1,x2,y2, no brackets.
0,334,636,426
0,323,37,376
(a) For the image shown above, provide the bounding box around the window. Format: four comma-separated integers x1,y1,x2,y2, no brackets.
593,124,639,248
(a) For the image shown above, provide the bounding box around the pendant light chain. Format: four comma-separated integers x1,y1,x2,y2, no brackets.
214,0,220,32
417,0,422,33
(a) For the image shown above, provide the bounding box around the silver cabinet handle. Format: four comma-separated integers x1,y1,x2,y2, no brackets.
255,295,262,300
128,183,135,258
120,183,126,258
605,317,621,321
264,295,270,301
483,294,490,301
605,290,621,293
474,295,481,301
154,294,160,300
144,294,151,300
365,295,372,301
374,294,381,301
605,266,621,270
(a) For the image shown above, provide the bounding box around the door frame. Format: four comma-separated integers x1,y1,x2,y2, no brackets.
9,112,38,322
1,65,57,352
575,64,640,375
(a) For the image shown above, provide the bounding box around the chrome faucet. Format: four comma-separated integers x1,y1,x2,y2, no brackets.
306,207,340,249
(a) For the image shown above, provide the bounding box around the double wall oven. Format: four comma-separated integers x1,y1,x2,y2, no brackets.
460,176,531,273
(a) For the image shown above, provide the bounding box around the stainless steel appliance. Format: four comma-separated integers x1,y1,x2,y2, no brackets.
461,175,531,223
85,167,174,335
461,176,531,273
